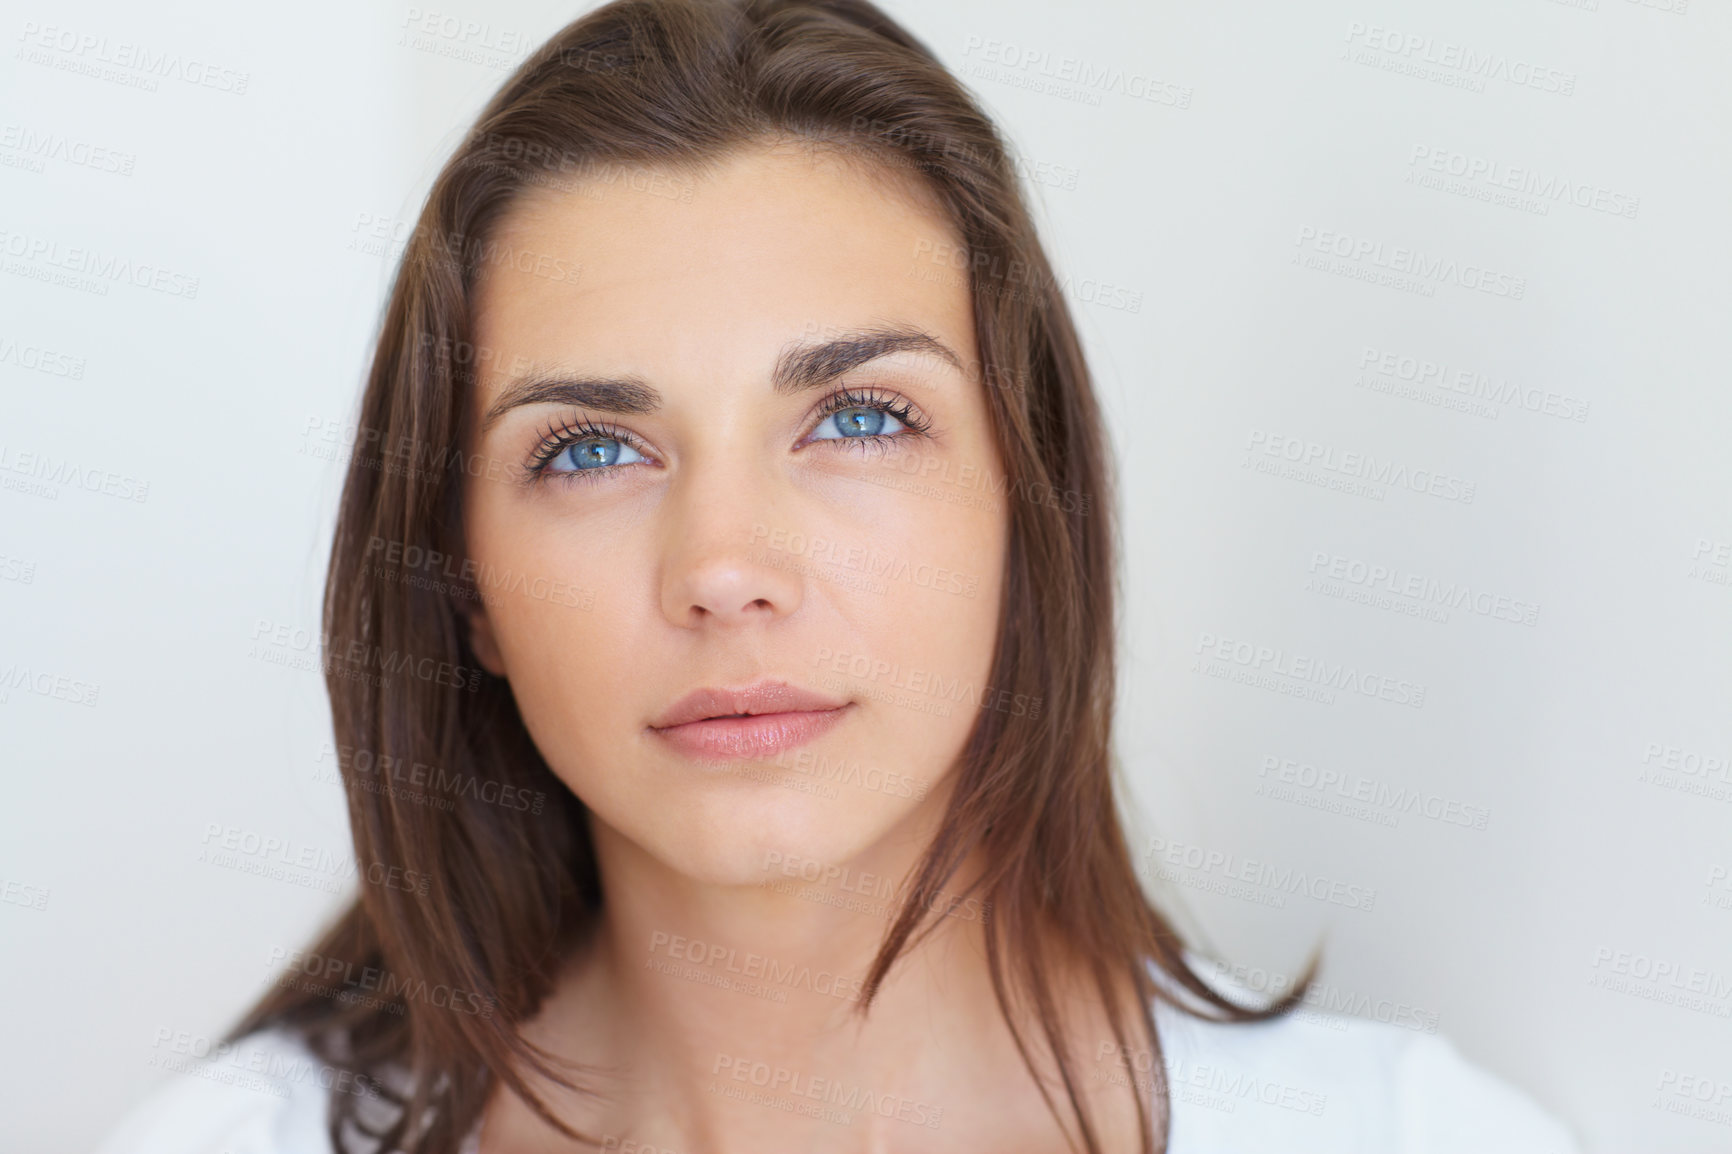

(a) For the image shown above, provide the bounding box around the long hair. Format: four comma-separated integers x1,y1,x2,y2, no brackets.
230,1,1317,1150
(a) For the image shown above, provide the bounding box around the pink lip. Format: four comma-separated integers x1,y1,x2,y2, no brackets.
649,679,852,762
651,707,851,761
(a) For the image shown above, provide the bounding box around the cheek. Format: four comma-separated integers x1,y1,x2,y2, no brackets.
810,499,999,675
828,441,1004,634
462,482,651,775
791,469,1007,758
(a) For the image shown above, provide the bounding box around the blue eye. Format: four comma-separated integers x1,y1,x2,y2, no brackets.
526,388,929,485
809,404,910,441
546,435,646,473
527,416,651,482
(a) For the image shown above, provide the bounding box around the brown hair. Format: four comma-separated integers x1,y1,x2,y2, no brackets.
230,1,1316,1150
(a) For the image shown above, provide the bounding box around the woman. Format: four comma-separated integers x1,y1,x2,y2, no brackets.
96,1,1581,1151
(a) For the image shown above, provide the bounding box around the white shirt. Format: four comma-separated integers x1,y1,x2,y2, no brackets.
93,964,1582,1153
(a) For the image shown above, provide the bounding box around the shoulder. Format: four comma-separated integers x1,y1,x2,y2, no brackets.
1386,1025,1580,1154
1146,959,1582,1154
91,1029,350,1154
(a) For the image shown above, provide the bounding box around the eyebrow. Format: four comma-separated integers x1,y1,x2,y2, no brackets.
479,324,964,433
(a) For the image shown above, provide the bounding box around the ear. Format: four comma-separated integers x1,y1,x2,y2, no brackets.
461,600,507,677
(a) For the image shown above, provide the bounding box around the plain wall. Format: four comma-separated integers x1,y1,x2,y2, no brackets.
1,0,1727,1150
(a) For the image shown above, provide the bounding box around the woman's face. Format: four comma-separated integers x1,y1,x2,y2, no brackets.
461,139,1008,887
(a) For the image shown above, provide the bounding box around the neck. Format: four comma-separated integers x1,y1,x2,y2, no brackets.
488,801,1045,1151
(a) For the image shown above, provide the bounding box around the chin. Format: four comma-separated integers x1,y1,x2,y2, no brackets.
647,778,924,890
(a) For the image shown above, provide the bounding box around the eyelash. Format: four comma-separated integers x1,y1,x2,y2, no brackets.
525,415,631,482
524,386,934,485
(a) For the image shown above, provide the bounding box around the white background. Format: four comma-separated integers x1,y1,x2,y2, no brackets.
1,1,1727,1150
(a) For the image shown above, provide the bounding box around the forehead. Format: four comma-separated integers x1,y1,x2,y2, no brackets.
469,140,974,386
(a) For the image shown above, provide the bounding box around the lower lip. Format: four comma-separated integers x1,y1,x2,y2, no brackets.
650,706,851,761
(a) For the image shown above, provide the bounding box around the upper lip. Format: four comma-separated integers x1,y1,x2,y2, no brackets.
649,679,849,729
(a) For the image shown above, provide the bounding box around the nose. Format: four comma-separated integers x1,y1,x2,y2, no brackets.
657,458,804,630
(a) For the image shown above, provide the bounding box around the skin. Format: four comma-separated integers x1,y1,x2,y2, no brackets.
459,138,1141,1152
